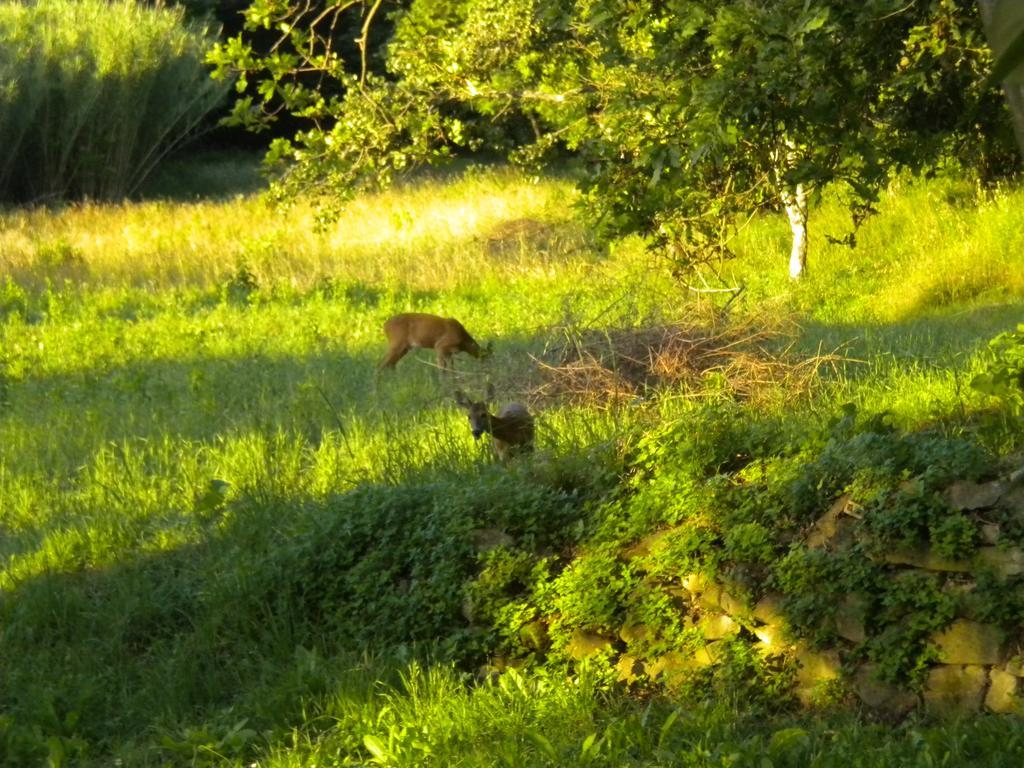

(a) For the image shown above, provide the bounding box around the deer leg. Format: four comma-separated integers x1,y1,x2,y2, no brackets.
435,344,453,372
378,345,409,370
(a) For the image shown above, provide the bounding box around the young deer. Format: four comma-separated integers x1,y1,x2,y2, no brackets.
454,384,535,461
378,313,492,372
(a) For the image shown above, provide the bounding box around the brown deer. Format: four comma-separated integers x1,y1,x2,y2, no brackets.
454,384,535,461
378,313,492,372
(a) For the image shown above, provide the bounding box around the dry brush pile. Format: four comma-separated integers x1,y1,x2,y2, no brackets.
529,311,846,407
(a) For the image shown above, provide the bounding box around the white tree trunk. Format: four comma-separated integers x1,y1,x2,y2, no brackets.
781,183,808,279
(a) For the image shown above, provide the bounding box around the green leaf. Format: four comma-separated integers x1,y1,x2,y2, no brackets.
658,708,681,748
580,731,600,759
801,10,829,34
526,729,558,759
364,733,389,761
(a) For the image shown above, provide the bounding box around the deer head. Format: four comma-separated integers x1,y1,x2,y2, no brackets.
454,384,535,460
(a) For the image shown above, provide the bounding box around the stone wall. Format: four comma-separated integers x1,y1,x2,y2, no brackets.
562,472,1024,716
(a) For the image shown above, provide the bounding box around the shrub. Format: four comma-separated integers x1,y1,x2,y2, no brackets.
0,0,228,203
972,324,1024,418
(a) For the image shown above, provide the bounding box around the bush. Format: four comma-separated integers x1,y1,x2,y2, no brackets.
0,0,228,203
259,471,593,658
972,324,1024,418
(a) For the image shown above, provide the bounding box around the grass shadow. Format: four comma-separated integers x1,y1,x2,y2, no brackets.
792,302,1024,374
133,149,267,202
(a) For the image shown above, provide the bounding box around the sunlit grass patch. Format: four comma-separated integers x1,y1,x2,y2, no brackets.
0,166,593,294
725,174,1024,329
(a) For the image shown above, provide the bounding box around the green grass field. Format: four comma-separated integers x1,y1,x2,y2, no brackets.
2,158,1024,766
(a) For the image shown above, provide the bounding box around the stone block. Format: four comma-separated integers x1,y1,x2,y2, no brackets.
795,647,842,688
852,664,918,715
835,594,867,643
646,652,684,681
933,620,1003,665
883,546,970,572
976,546,1024,577
980,523,1001,545
618,624,649,646
806,493,860,550
615,654,644,684
648,644,722,687
688,578,747,618
623,527,676,560
1003,485,1024,515
700,613,739,640
794,649,843,707
693,583,724,611
694,640,727,666
945,480,1004,511
567,631,612,660
469,528,515,552
924,665,987,715
754,622,790,653
986,668,1020,714
681,571,710,595
1009,464,1024,486
753,592,785,625
719,588,748,618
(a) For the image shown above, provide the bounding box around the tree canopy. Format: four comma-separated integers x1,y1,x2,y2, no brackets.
210,0,1016,277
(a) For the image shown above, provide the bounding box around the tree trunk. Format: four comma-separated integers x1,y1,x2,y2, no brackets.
781,183,808,279
1001,87,1024,157
978,0,1024,157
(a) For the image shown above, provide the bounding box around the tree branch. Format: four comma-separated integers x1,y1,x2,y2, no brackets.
358,0,386,88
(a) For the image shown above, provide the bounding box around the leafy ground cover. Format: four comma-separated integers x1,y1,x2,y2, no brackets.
1,160,1024,765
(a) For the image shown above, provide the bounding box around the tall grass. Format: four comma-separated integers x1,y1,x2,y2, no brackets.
250,661,1024,768
0,0,228,203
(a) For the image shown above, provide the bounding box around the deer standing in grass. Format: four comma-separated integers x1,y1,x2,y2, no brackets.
378,313,492,372
454,384,535,461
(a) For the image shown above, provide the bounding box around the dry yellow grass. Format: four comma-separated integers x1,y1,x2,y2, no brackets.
0,169,592,293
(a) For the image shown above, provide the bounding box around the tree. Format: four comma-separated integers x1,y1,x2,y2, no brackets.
978,0,1024,155
211,0,1014,278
